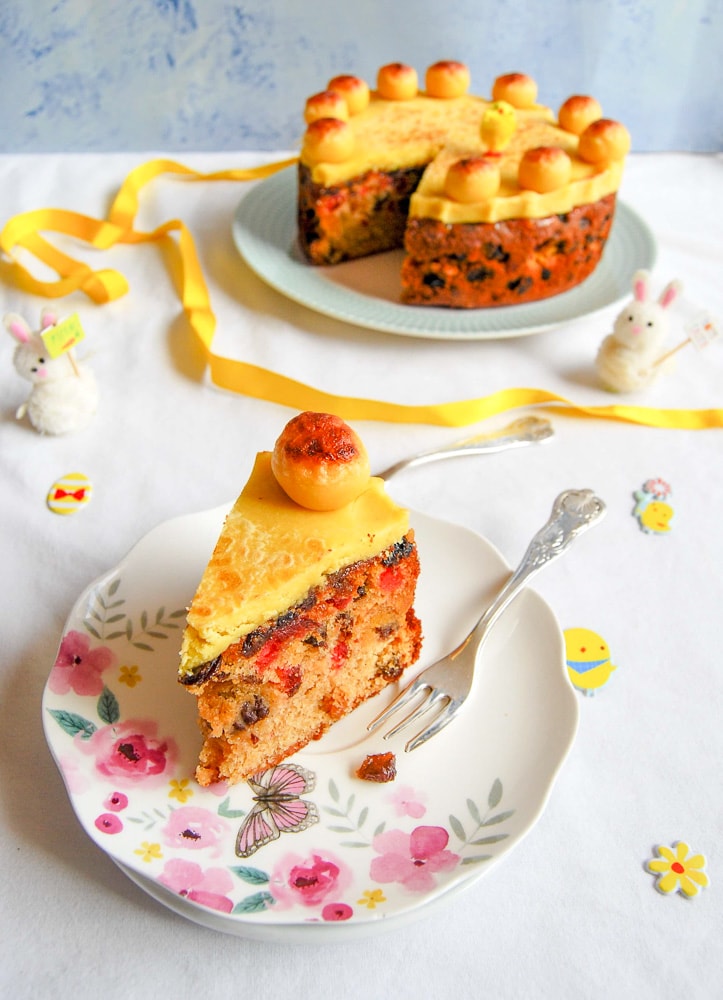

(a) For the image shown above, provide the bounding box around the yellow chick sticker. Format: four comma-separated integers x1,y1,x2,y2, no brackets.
633,478,674,535
564,627,617,696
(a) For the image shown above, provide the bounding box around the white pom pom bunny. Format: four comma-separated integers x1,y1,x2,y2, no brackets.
596,269,682,392
4,308,98,434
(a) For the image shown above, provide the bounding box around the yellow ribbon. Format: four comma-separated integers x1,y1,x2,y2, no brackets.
1,155,721,430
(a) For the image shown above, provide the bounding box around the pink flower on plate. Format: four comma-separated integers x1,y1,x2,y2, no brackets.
161,806,229,856
370,825,460,893
49,630,116,697
103,791,129,812
78,718,178,787
271,850,352,909
158,858,234,913
58,754,91,794
387,784,427,819
322,902,353,921
95,812,123,835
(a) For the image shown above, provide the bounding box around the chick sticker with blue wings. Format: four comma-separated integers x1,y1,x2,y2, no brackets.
633,478,674,535
564,628,617,696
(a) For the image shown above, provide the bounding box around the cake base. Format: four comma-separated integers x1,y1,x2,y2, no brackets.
298,162,424,265
182,533,422,785
400,194,616,308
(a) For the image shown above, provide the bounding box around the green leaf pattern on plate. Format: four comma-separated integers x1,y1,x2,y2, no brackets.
82,574,186,652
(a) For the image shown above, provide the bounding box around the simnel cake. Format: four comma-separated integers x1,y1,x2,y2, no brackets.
298,62,631,308
179,412,422,786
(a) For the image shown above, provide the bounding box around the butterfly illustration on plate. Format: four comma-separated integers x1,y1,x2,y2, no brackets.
235,762,319,858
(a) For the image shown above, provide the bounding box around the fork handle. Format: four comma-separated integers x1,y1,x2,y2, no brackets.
452,488,606,659
377,417,553,481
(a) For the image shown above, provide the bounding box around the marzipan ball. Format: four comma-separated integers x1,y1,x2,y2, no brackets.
425,60,471,99
272,411,371,511
578,119,631,163
492,72,537,109
327,75,371,115
518,146,572,193
377,63,418,100
558,95,603,135
304,90,350,124
302,118,355,164
328,76,369,115
444,156,501,202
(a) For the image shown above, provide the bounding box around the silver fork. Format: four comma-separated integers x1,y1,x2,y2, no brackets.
376,416,554,481
367,488,606,752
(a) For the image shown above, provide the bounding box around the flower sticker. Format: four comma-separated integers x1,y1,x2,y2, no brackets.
49,631,116,697
370,825,460,892
646,842,709,898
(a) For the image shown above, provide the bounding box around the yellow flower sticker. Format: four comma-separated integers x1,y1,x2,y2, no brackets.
169,778,194,803
646,842,709,898
134,841,163,863
119,664,142,687
357,888,386,909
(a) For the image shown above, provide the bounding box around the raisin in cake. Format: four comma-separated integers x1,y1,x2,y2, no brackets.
179,412,422,786
298,62,630,308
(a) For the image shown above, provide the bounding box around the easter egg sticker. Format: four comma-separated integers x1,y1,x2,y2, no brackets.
633,478,674,535
47,472,93,515
564,627,617,696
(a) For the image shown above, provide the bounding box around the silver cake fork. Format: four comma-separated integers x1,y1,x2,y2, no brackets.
367,488,606,752
376,415,554,481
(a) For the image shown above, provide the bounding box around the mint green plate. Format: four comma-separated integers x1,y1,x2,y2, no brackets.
232,166,656,341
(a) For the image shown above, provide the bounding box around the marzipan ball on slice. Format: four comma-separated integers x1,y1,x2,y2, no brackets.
272,412,371,511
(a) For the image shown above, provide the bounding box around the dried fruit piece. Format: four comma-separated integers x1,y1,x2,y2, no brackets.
356,751,397,782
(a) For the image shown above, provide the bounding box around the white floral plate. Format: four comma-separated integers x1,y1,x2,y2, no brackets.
42,504,579,942
232,166,656,340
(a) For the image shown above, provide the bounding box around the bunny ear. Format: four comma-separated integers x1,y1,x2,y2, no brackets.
658,279,682,309
40,308,58,329
4,312,32,343
632,269,650,302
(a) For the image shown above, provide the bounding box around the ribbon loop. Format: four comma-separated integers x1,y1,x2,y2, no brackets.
1,155,721,431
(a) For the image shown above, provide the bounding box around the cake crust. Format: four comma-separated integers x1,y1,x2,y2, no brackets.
400,193,616,307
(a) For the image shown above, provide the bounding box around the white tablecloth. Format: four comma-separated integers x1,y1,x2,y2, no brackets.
0,151,721,999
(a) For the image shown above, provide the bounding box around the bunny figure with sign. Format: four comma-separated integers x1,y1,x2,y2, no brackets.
4,308,98,434
596,269,682,392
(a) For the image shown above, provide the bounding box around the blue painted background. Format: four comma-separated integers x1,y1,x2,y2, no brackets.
0,0,720,153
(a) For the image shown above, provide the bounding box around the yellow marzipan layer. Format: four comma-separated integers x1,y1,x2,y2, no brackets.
180,452,409,675
301,91,624,222
410,146,624,223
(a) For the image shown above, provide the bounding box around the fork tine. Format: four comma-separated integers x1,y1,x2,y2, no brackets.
366,676,429,733
381,689,448,741
404,700,460,752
